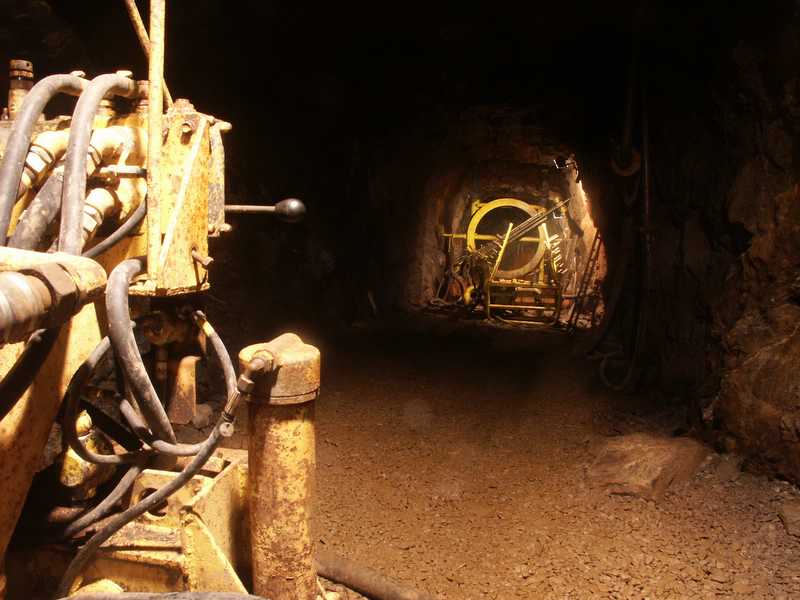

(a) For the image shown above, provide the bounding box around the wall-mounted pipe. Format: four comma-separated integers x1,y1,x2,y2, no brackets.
0,73,86,245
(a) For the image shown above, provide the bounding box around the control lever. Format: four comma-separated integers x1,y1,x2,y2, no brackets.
224,198,306,223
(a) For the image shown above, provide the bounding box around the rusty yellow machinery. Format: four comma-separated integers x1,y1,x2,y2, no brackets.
0,2,434,600
438,196,569,324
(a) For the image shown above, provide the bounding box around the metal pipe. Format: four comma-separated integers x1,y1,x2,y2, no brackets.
0,73,86,245
59,73,136,254
123,0,173,107
316,550,436,600
240,334,320,600
224,204,278,214
56,594,267,600
146,0,166,285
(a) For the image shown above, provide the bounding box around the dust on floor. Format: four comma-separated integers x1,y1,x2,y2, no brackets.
195,323,800,599
312,326,800,599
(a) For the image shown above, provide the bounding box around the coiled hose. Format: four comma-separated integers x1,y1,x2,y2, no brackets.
56,321,240,597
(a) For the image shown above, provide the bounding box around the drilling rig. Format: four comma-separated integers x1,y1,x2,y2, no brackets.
0,2,344,599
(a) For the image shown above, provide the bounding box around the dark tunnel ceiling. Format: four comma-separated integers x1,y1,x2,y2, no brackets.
20,0,795,143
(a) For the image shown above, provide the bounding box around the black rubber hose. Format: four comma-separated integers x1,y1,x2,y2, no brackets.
0,327,60,419
8,168,64,250
59,73,135,254
83,199,146,259
57,463,143,540
316,550,436,600
62,336,151,465
79,399,142,452
198,312,237,396
0,73,85,246
58,594,266,599
55,423,224,597
111,312,236,457
106,258,176,443
59,320,237,536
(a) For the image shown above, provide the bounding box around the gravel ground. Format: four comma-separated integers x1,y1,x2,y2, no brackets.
192,322,800,599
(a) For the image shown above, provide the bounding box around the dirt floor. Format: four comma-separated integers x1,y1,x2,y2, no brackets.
205,319,800,599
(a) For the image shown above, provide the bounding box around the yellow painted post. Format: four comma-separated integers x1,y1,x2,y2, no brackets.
239,334,320,600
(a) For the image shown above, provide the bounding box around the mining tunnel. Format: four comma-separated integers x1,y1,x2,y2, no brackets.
0,0,799,598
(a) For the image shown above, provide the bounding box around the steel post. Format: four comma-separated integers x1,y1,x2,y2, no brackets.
239,334,320,600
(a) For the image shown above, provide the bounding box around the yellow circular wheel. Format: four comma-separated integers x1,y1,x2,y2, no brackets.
466,198,547,279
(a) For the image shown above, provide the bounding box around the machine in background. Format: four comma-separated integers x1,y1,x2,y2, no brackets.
437,196,570,324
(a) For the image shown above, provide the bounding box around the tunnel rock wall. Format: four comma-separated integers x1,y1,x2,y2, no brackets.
710,29,800,478
596,23,800,481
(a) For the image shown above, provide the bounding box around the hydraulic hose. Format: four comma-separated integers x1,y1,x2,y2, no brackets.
82,199,146,259
60,317,236,539
115,315,236,457
56,421,225,597
0,73,86,246
8,167,64,250
57,463,144,540
316,550,435,600
62,336,150,465
59,73,136,254
106,258,176,443
0,328,60,418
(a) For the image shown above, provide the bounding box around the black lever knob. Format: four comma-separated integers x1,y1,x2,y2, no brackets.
224,198,306,223
274,198,305,223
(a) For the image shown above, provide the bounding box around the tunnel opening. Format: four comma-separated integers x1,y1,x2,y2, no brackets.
417,146,606,328
2,0,800,598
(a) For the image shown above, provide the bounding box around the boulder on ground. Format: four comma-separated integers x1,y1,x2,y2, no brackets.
779,501,800,537
588,433,710,500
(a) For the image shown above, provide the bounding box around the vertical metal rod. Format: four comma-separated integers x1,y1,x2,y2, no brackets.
123,0,173,107
146,0,165,285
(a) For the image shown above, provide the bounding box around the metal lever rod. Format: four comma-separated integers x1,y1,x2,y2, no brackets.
225,198,306,223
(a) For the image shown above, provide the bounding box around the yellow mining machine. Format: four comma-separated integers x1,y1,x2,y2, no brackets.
0,3,427,600
438,196,569,324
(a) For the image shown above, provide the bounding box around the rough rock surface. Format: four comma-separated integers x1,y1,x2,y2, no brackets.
588,433,710,500
779,500,800,537
710,28,800,482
